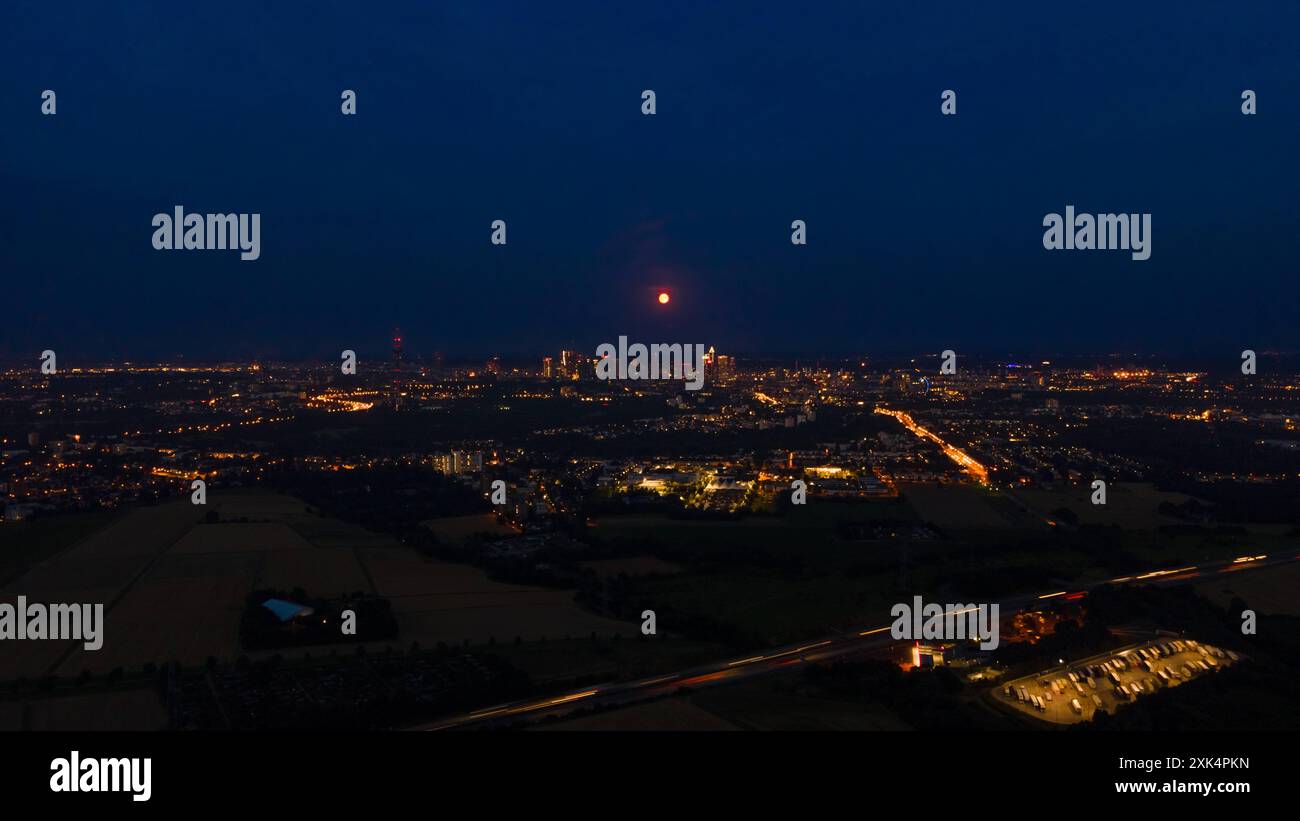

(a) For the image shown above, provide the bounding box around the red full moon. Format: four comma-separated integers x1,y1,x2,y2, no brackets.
657,291,670,305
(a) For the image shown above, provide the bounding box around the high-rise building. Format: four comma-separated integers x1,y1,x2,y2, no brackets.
452,450,483,474
390,328,405,406
572,352,590,381
559,349,579,381
432,450,484,475
715,354,736,381
542,356,554,379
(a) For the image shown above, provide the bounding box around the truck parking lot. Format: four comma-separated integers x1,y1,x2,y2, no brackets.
997,639,1240,724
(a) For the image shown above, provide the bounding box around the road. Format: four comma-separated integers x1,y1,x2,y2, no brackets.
414,551,1297,731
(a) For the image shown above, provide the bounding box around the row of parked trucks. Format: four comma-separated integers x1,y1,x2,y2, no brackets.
1003,640,1239,716
1006,681,1099,715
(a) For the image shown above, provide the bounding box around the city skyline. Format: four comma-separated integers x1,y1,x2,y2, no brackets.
5,345,1297,373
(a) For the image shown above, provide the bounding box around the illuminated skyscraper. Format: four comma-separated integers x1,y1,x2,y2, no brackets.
559,349,578,380
390,328,405,406
716,354,736,380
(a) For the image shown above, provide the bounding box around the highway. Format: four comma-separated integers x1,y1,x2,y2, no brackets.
414,551,1297,731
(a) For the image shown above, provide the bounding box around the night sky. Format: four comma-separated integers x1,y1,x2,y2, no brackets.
2,1,1297,362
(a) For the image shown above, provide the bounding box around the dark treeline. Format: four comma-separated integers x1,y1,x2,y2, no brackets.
264,463,489,531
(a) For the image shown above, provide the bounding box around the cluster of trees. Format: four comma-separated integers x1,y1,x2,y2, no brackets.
266,463,488,532
802,659,998,730
1157,479,1300,527
239,587,399,650
993,617,1113,672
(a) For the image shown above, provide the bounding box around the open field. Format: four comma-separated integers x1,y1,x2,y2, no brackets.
0,510,117,585
58,574,249,674
421,513,518,544
211,493,313,519
2,490,635,679
0,500,204,679
258,548,370,595
289,516,396,549
218,494,394,549
1198,560,1300,617
1018,482,1196,530
365,548,632,646
384,598,630,647
903,483,1027,530
171,522,315,553
58,501,205,562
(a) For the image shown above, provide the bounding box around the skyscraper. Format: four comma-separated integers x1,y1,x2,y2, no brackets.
390,328,405,406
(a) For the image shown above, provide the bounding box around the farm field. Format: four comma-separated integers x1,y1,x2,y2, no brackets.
1018,482,1198,530
902,483,1027,530
0,500,205,679
0,510,117,586
1197,560,1300,617
365,548,632,647
171,522,315,553
422,513,519,544
2,490,633,680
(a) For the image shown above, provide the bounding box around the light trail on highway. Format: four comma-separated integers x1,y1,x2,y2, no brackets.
874,407,989,482
415,552,1295,731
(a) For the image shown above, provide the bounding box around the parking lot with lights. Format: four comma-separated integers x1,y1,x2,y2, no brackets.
997,639,1240,724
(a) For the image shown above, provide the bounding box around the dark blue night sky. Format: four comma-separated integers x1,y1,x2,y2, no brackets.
2,1,1297,361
